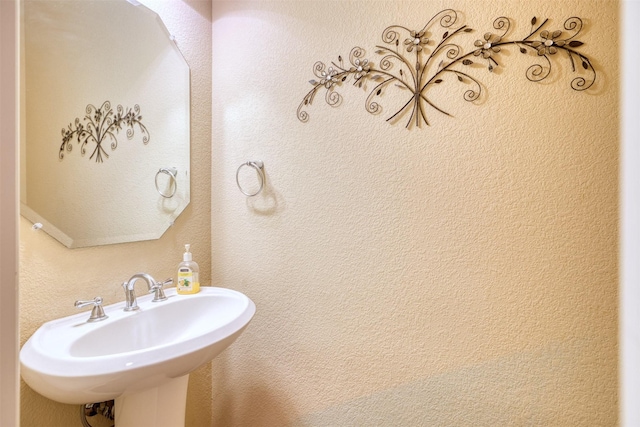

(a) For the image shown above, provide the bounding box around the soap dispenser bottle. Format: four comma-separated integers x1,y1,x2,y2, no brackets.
177,244,200,295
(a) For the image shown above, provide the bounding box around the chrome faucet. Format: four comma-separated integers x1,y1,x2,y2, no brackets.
122,273,172,311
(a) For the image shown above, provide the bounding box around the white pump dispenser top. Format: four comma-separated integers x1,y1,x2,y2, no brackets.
183,244,192,262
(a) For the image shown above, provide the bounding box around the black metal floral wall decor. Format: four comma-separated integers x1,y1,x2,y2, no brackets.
297,10,596,129
60,101,150,163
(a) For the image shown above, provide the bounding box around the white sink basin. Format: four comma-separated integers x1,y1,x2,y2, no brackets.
20,286,255,426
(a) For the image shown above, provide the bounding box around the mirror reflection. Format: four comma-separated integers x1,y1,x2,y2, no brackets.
21,0,190,248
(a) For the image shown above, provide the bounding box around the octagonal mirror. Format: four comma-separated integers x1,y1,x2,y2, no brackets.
21,0,190,248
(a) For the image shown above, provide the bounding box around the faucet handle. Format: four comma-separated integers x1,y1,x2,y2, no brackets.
74,297,108,322
150,278,172,302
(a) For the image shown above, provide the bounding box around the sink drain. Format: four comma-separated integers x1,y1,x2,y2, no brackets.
80,400,114,427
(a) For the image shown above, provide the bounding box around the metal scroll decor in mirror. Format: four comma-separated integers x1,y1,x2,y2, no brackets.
60,101,150,164
22,0,190,248
297,10,596,128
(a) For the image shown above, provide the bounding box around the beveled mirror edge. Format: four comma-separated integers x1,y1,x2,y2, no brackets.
22,201,190,249
21,204,72,248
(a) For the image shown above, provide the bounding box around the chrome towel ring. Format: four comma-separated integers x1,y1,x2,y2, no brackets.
155,167,177,198
236,161,265,197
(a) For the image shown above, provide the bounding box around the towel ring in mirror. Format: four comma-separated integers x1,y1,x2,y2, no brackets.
155,167,177,198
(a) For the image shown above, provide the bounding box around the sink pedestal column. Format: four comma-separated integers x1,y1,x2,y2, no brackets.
114,375,189,427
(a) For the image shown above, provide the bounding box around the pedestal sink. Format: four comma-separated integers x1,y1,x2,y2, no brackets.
20,286,255,427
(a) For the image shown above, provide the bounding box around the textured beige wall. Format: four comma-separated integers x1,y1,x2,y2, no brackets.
211,0,618,426
19,1,212,426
